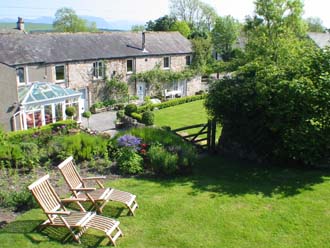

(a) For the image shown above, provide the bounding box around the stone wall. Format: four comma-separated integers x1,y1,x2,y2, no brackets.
186,75,206,96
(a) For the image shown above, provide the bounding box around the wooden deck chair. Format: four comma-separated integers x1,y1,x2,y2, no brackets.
58,156,138,215
28,174,123,246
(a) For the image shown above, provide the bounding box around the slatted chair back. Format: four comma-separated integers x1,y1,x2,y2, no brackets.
58,156,84,191
28,174,63,216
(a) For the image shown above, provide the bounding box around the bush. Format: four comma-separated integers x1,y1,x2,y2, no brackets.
124,104,138,116
0,188,36,211
137,94,206,112
65,106,76,118
116,148,143,174
116,127,197,175
82,111,92,119
147,144,178,175
141,111,154,126
131,112,142,122
205,61,330,166
116,110,125,120
49,133,109,162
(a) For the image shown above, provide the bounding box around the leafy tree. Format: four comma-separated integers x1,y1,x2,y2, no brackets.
53,7,97,32
211,15,240,61
169,0,217,32
244,0,307,63
146,15,177,31
131,24,145,32
191,37,213,72
170,20,191,37
206,0,330,166
305,17,325,32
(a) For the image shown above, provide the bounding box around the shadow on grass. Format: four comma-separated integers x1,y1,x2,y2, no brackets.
138,155,330,198
0,219,111,247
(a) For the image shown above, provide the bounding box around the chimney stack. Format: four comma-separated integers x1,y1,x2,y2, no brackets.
17,17,24,31
142,32,147,53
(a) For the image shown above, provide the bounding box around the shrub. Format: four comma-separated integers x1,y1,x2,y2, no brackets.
82,111,92,119
0,188,36,211
117,135,141,150
49,133,109,162
124,103,138,116
141,111,154,126
116,110,125,119
147,144,178,175
137,94,206,112
131,112,142,122
65,106,76,118
116,148,143,174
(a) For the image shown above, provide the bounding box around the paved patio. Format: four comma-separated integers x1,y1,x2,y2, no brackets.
81,111,117,135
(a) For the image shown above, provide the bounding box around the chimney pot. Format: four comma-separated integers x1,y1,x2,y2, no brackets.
142,32,147,52
17,17,24,31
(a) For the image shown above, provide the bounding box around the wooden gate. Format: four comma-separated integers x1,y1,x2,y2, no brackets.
172,119,216,152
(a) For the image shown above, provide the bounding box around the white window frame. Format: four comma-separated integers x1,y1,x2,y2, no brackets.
126,59,134,74
163,56,170,69
93,61,105,79
55,64,65,82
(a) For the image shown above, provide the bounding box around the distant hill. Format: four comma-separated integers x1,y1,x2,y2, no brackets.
0,16,145,31
0,22,52,32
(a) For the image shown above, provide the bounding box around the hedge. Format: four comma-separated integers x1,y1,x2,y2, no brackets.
137,94,206,113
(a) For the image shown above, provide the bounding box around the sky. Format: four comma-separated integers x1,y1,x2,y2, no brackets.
0,0,329,27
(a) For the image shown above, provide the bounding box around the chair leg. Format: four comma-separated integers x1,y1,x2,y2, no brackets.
107,226,123,246
128,200,138,216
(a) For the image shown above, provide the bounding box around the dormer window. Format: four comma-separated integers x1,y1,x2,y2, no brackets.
93,61,104,79
163,56,170,69
16,67,25,84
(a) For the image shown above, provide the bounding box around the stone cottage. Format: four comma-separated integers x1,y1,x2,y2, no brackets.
0,31,204,131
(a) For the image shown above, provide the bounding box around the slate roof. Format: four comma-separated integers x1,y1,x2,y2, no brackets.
0,31,192,66
308,32,330,49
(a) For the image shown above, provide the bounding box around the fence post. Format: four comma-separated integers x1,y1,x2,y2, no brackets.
207,120,212,151
211,119,216,153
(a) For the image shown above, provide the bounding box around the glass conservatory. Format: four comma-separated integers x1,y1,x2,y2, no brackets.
13,82,82,130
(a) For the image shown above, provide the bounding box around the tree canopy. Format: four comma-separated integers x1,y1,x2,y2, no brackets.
211,15,240,61
169,0,217,32
305,17,325,32
146,15,177,31
170,20,191,37
53,7,97,32
205,0,330,166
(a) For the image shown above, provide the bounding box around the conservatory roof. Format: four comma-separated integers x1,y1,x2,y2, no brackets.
18,82,81,106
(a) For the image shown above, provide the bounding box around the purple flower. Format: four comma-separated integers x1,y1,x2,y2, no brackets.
117,135,141,149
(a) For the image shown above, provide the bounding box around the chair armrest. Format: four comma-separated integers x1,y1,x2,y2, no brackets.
70,187,96,191
61,198,87,203
46,211,71,215
82,176,106,180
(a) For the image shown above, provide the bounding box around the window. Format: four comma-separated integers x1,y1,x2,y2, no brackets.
93,61,104,79
127,59,134,73
55,65,65,81
185,55,192,66
16,67,25,84
163,57,170,69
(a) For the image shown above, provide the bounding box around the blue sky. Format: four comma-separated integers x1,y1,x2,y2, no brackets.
0,0,329,27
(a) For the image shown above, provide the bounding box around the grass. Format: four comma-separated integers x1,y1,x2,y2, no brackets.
0,23,53,32
1,155,330,247
154,99,221,144
154,100,208,129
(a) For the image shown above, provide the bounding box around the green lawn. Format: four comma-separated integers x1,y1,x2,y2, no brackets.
0,22,53,32
154,100,208,129
1,155,330,247
154,100,221,144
